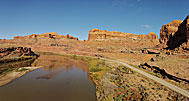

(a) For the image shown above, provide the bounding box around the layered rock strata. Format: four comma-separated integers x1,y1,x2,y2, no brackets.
14,32,78,40
88,29,159,41
0,47,38,59
160,15,189,49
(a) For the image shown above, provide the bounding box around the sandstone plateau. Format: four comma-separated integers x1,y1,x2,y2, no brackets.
88,29,159,41
14,32,78,40
160,15,189,50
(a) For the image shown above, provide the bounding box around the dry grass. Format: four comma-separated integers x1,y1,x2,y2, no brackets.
156,55,189,79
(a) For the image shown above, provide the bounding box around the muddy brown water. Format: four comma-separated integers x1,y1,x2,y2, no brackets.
0,54,96,101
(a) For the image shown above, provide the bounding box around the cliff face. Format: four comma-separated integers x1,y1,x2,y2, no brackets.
88,29,159,41
160,20,183,44
14,32,78,40
160,16,189,50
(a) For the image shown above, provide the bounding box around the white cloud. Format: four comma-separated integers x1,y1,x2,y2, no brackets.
141,24,152,29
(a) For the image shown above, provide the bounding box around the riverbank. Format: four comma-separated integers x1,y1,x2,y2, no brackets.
0,47,41,86
0,66,41,86
37,52,189,100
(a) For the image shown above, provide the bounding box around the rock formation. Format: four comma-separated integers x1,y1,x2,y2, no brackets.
88,29,159,41
160,15,189,50
160,20,183,44
14,32,78,40
0,47,37,58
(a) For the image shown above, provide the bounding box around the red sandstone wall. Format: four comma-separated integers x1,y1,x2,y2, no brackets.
166,16,189,49
88,29,159,41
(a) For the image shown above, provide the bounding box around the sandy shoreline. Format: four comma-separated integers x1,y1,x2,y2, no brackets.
0,66,42,87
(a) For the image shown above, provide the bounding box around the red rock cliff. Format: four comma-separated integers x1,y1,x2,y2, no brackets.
160,15,189,49
88,29,159,41
160,20,183,44
14,32,78,40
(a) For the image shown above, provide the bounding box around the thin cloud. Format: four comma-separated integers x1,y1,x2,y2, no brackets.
111,0,142,7
141,24,152,29
111,0,121,7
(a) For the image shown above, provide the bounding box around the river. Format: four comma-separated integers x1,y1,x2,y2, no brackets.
0,54,96,101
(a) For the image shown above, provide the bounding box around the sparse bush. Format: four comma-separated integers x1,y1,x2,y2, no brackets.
73,55,77,59
90,67,103,72
103,95,114,101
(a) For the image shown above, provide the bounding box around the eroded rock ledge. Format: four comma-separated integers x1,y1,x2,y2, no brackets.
0,47,39,64
88,29,159,41
0,47,40,79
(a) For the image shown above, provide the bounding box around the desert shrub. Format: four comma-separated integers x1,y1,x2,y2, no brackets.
90,67,103,72
103,95,114,101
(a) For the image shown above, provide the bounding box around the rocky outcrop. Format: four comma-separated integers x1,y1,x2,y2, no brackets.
139,63,189,83
160,20,183,44
14,32,78,40
160,15,189,50
0,47,38,58
88,29,159,41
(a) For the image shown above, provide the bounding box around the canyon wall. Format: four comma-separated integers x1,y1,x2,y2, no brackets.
160,20,183,44
88,29,159,41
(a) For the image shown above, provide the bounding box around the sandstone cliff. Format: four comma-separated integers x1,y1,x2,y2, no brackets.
160,20,183,45
14,32,78,40
88,29,159,41
160,16,189,50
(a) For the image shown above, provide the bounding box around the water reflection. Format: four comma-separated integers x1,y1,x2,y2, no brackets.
32,55,89,71
0,58,35,74
0,54,96,101
32,55,91,80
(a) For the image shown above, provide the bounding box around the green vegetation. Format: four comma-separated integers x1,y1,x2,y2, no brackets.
88,59,109,72
36,52,57,55
90,67,103,72
15,68,29,72
37,52,110,73
103,95,114,101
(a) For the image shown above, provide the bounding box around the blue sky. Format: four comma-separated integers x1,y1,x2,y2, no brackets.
0,0,188,40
